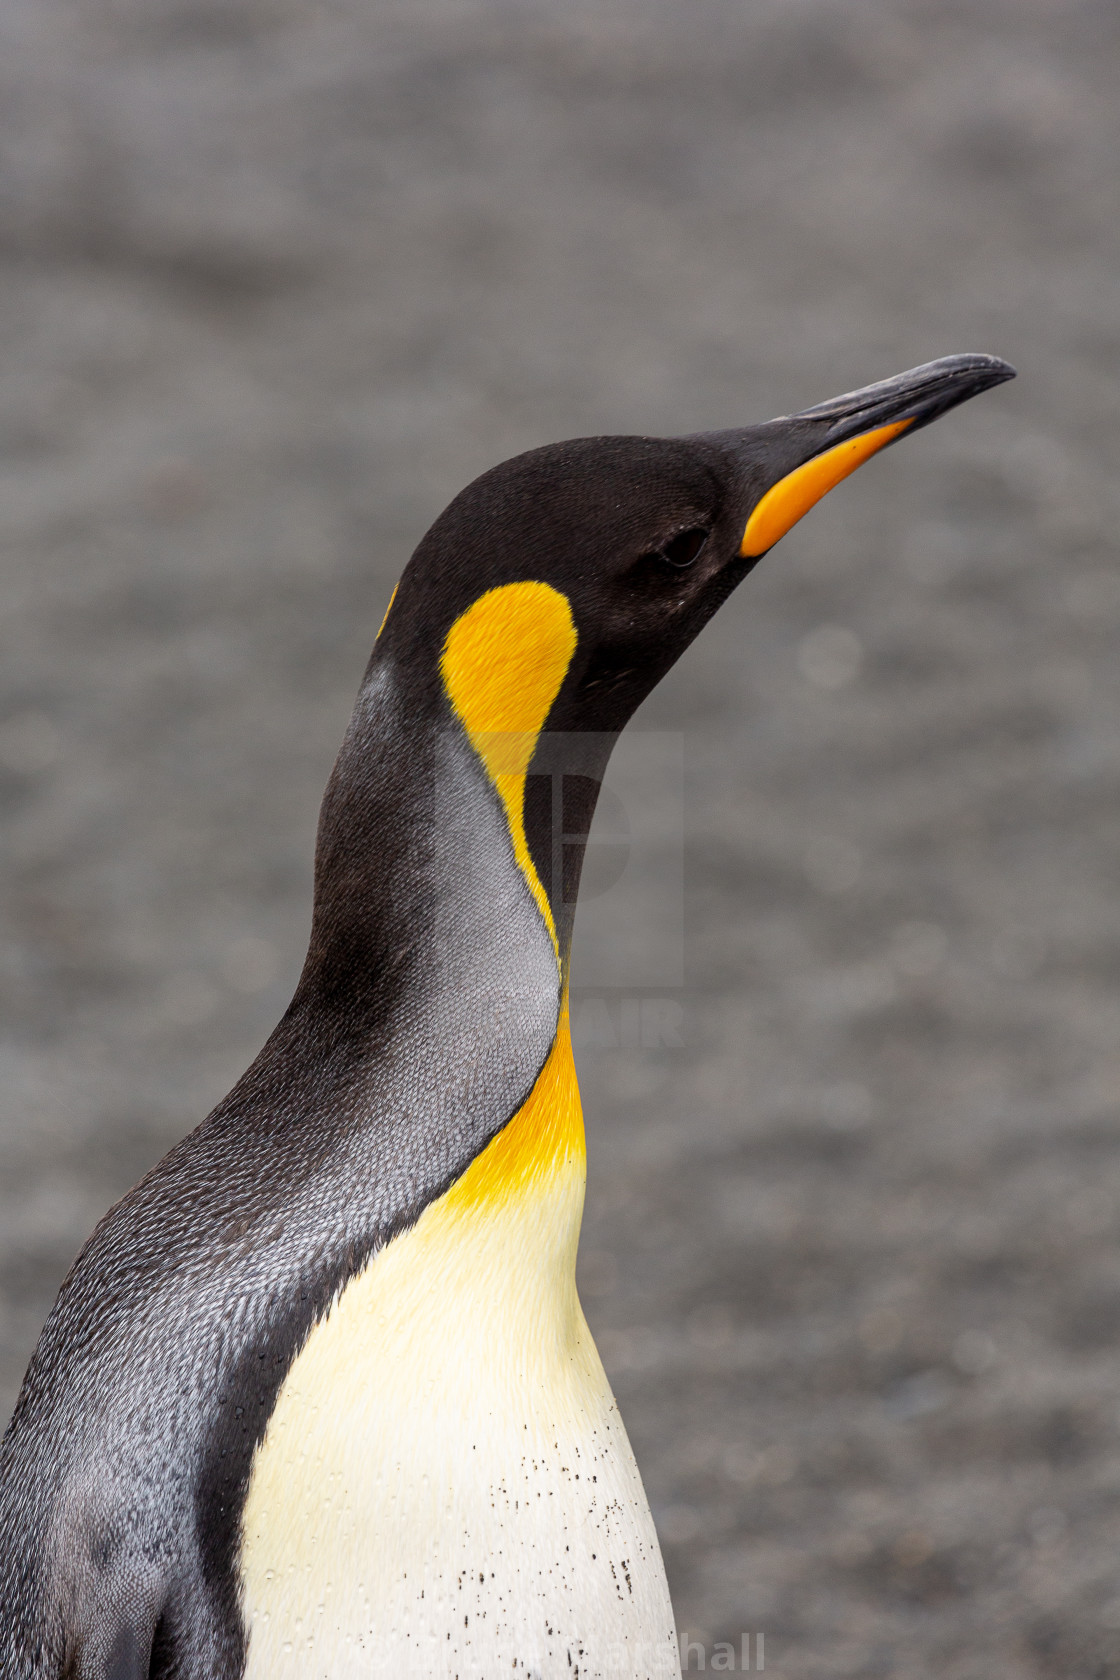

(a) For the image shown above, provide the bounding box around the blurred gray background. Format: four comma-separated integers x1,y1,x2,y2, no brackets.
1,0,1118,1674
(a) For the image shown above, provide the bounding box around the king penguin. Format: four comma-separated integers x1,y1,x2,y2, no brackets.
0,354,1013,1680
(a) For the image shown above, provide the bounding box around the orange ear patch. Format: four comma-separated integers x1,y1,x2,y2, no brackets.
440,582,578,952
740,419,912,558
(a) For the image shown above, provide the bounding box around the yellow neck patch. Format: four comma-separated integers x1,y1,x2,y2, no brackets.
375,581,398,639
440,581,578,955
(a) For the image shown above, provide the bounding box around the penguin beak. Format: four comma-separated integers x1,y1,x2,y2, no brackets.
735,353,1016,559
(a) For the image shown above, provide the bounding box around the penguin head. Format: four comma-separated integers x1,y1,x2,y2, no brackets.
380,354,1013,737
364,354,1014,957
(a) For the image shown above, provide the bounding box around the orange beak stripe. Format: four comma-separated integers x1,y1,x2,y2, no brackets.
740,418,913,559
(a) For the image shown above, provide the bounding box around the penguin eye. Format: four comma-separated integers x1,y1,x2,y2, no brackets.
658,527,709,569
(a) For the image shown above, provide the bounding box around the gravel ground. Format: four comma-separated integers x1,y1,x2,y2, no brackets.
2,1,1120,1675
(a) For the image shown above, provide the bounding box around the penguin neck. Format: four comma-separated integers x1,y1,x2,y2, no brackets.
289,658,569,1173
287,658,587,1311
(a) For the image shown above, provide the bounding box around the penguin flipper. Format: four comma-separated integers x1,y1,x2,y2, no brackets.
93,1616,157,1680
62,1604,163,1680
55,1556,166,1680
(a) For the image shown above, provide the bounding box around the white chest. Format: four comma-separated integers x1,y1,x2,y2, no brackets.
238,1043,678,1680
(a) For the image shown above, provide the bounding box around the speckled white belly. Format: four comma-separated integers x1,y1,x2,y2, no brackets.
238,1039,678,1680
